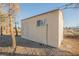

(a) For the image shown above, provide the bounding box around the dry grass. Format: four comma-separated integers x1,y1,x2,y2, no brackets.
61,29,79,55
60,36,79,55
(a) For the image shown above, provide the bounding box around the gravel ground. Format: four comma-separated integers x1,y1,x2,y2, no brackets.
0,35,77,56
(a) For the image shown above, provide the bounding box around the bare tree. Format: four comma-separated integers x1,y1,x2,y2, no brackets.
15,21,18,36
8,3,20,49
0,3,20,49
0,12,6,36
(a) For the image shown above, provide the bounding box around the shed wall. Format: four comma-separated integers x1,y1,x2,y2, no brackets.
21,10,63,47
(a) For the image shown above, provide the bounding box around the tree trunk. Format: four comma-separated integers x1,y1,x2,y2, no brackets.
15,22,18,36
10,15,16,48
1,19,4,36
1,26,3,36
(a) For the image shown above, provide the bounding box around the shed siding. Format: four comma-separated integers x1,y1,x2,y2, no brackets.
21,9,63,47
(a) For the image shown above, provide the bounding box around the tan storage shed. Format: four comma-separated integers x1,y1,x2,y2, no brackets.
21,9,63,47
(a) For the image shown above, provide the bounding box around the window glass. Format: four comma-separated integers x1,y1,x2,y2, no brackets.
37,20,44,26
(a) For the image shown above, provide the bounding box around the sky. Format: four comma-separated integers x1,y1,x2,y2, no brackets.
16,3,79,27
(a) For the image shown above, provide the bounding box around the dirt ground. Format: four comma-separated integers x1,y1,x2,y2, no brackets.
0,35,78,56
60,36,79,55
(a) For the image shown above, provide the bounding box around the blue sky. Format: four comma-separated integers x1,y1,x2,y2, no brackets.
16,3,79,27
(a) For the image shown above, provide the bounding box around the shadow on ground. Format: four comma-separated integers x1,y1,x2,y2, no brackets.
0,35,12,47
16,36,54,48
0,35,54,48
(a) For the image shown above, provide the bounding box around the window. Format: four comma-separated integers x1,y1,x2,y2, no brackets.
37,20,44,26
